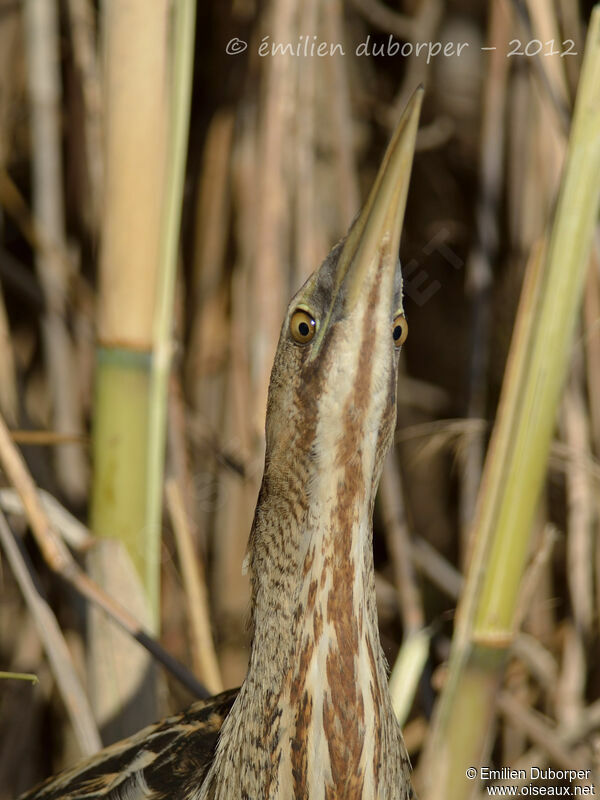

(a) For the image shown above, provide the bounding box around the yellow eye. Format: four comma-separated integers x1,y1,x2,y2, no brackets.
392,314,408,347
289,309,316,344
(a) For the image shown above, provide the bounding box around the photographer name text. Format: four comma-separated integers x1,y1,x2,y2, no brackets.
225,34,578,61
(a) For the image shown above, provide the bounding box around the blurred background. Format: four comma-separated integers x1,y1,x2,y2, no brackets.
0,0,599,797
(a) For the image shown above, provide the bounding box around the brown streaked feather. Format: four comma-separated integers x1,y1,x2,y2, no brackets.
18,690,238,800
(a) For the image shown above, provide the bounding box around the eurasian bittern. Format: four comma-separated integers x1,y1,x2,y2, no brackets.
20,88,423,800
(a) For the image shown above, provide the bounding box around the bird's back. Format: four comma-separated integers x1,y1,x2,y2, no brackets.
19,689,238,800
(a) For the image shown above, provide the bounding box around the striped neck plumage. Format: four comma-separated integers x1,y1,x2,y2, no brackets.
199,86,422,800
200,257,409,800
203,459,404,799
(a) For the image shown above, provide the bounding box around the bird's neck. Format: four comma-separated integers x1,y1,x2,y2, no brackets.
201,466,410,799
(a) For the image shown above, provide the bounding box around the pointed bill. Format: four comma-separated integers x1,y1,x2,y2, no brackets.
337,86,423,311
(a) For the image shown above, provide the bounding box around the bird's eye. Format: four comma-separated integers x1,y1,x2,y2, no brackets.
290,309,317,344
392,314,408,348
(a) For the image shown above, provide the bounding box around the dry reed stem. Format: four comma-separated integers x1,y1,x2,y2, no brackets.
212,263,255,685
516,511,555,687
380,451,424,634
294,0,319,283
554,620,588,731
0,282,17,424
514,0,568,246
388,0,443,124
323,0,359,229
526,0,571,108
253,0,295,427
0,409,208,698
381,452,428,725
497,690,589,772
555,623,587,733
186,110,234,408
167,374,199,545
396,417,600,487
0,3,21,168
0,410,74,573
513,4,570,136
166,478,223,694
349,0,419,40
501,660,530,765
147,0,197,632
389,627,430,727
511,633,558,691
402,715,429,755
24,0,87,502
395,376,449,415
9,430,87,445
563,363,595,634
411,536,463,600
557,0,585,92
566,698,600,742
507,69,532,250
460,0,511,549
0,487,95,551
513,523,558,632
532,22,569,207
0,509,101,755
97,0,168,346
209,109,257,683
0,7,18,426
0,170,72,273
65,0,103,231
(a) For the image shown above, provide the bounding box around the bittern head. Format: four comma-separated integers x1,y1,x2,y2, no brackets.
261,89,422,515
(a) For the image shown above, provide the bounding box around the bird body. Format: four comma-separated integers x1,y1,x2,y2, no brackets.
20,88,422,800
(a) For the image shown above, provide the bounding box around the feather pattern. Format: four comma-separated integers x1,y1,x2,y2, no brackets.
19,89,422,800
20,690,238,800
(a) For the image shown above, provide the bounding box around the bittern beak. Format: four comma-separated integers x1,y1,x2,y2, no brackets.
309,86,423,357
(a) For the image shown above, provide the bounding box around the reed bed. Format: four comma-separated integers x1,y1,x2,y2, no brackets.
0,1,599,797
